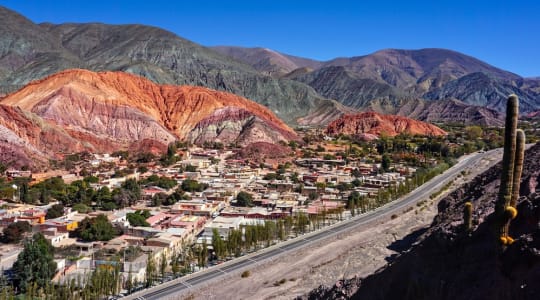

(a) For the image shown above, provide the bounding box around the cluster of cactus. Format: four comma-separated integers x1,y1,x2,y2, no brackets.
496,94,525,246
463,201,473,232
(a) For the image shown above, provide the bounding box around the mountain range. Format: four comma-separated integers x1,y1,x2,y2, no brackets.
215,46,540,113
1,5,539,128
0,6,346,125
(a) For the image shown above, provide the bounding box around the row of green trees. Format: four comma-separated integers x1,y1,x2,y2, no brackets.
202,210,345,264
347,161,452,216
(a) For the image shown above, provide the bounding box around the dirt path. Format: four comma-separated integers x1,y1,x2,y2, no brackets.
169,150,502,300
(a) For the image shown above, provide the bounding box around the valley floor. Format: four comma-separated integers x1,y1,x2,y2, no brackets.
162,149,502,300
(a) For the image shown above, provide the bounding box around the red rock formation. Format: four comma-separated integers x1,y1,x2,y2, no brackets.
1,69,294,138
187,106,298,145
325,112,446,137
0,69,297,169
0,105,85,170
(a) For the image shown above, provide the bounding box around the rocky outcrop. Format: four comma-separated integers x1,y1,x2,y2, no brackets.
424,72,539,112
290,66,407,109
301,143,540,300
187,107,298,145
297,100,358,126
325,112,446,137
0,105,83,170
394,98,504,126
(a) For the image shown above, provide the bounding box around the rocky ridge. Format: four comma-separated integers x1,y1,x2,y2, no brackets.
187,106,298,145
325,112,447,137
212,46,322,76
393,98,504,126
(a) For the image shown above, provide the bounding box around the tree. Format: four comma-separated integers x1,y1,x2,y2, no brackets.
159,252,167,281
236,191,254,207
122,179,141,200
111,188,131,208
2,221,31,244
75,215,117,242
184,164,197,172
127,212,150,227
323,153,336,160
211,229,225,260
348,191,362,212
102,201,117,211
145,255,156,288
72,203,90,213
170,251,180,277
381,154,391,172
94,186,112,207
20,181,30,203
181,179,206,192
45,204,65,219
12,233,57,293
465,125,483,140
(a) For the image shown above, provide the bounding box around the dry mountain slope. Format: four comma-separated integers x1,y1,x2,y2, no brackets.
0,105,88,169
322,48,519,90
325,112,447,137
216,45,540,115
0,6,347,125
394,98,504,126
310,49,540,113
211,46,322,76
0,69,298,168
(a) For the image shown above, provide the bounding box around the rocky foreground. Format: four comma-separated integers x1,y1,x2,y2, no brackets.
301,143,540,300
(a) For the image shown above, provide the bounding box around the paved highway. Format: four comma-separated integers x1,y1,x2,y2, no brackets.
125,150,497,300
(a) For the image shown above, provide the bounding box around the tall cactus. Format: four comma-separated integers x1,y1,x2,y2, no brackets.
510,129,525,208
463,202,473,232
496,94,524,245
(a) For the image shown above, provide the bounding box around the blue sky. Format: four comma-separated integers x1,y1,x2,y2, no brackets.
2,0,539,77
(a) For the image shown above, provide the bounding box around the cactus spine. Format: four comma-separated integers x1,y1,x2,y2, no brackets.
463,202,473,232
496,94,525,245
